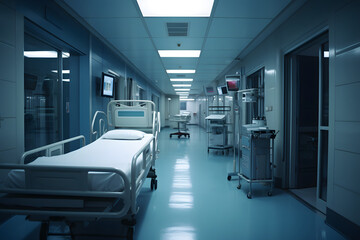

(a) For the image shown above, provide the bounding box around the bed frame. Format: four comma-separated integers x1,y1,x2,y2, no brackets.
0,100,160,239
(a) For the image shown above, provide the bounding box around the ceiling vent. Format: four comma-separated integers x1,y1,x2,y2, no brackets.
176,74,186,78
167,23,188,37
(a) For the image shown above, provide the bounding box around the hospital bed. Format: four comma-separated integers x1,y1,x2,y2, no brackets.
0,100,160,239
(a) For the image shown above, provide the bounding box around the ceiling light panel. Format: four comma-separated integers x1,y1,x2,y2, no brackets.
170,78,193,82
174,88,190,91
167,69,196,74
137,0,214,17
173,84,192,87
158,50,201,58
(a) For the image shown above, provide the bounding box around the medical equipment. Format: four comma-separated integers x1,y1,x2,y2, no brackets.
0,100,160,239
169,113,191,138
206,106,233,154
237,118,277,199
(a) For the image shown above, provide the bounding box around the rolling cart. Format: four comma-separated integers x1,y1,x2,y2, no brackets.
237,125,277,199
205,114,232,154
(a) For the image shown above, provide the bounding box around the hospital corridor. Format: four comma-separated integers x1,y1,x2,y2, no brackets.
0,0,360,239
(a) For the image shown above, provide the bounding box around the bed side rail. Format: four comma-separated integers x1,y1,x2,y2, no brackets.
91,111,108,139
21,135,86,164
130,135,155,214
0,164,131,218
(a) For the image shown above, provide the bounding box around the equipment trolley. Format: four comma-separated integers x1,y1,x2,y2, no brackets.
237,128,276,199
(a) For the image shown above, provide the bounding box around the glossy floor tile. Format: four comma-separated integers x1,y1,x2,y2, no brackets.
0,125,347,240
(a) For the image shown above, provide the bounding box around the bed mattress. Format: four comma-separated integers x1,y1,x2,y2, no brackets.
5,134,153,192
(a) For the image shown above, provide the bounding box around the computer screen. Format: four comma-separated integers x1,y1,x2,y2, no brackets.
101,73,115,97
221,86,228,95
225,75,240,91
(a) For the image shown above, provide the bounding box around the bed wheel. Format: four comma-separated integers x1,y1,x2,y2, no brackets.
247,192,252,199
39,222,49,240
155,179,158,190
227,175,231,181
151,178,154,190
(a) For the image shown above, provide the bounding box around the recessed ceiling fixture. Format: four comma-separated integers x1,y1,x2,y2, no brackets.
137,0,214,17
176,92,189,95
167,69,196,74
24,51,70,58
170,78,193,82
180,98,195,101
173,84,191,87
175,88,190,91
158,50,200,58
52,70,70,74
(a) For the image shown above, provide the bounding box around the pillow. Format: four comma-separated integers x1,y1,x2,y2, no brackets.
101,129,145,140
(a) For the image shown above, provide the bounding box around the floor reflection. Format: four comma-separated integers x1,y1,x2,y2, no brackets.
161,226,196,240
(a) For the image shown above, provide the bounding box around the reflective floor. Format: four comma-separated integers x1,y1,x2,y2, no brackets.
0,125,346,239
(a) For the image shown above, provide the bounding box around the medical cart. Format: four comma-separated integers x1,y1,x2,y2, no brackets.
205,107,233,154
237,122,276,199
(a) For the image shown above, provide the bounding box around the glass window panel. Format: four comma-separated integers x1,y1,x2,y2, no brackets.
24,33,60,151
319,130,328,201
321,42,329,126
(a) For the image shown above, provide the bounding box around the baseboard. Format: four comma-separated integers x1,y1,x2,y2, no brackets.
326,208,360,240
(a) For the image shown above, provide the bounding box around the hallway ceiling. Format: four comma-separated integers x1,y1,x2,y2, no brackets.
62,0,292,95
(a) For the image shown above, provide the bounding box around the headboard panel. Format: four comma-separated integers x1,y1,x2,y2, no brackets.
107,100,155,129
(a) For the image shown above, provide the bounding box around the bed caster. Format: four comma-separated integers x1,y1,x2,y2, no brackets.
247,192,252,199
178,135,181,139
151,178,158,190
237,184,241,189
267,191,272,196
227,175,231,181
169,134,171,138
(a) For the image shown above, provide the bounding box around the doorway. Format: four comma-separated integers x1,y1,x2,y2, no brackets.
284,32,329,213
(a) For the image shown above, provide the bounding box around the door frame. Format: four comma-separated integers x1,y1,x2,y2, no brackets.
284,32,329,213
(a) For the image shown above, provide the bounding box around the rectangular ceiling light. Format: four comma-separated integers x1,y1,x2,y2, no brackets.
24,51,70,58
175,88,190,91
52,70,70,74
173,84,191,87
137,0,214,17
180,98,195,101
170,78,193,82
167,69,196,74
158,50,200,58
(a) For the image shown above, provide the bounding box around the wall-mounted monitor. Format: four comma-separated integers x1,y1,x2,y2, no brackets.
225,75,240,91
221,86,228,95
101,72,115,97
217,85,228,95
204,86,216,95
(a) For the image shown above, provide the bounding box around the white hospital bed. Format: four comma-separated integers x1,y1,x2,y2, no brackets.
0,100,160,239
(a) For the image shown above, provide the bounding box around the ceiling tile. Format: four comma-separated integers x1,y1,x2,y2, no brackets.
144,18,209,38
161,58,198,69
108,38,154,51
201,49,239,59
153,37,204,50
204,38,251,50
121,49,158,59
64,0,140,18
86,18,148,38
208,18,271,38
199,57,233,65
214,0,291,18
